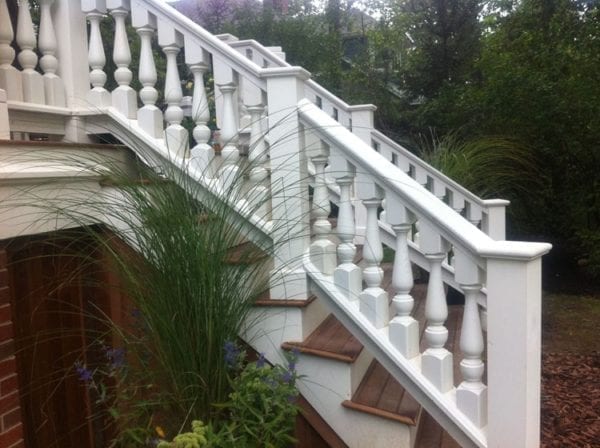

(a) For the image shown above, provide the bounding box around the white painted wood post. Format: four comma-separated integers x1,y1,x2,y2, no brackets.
38,0,66,106
135,23,162,138
482,199,510,240
0,0,23,101
357,178,388,328
420,220,453,392
217,82,240,191
310,149,336,275
0,89,9,139
483,243,550,447
333,170,361,301
265,68,311,301
17,0,45,104
83,1,110,107
246,103,269,216
387,198,419,359
132,5,161,137
189,63,213,172
157,23,188,159
108,0,136,118
454,247,487,428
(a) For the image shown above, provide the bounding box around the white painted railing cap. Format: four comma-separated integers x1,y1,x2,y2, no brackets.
347,104,377,112
480,240,552,261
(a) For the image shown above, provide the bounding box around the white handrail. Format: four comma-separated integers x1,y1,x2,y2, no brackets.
297,99,551,262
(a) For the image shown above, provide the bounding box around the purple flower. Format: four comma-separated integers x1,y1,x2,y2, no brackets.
281,369,294,384
106,347,126,369
75,363,93,383
224,340,239,368
256,353,266,368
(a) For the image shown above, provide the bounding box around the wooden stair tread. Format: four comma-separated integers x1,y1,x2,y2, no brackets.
282,314,363,363
225,241,268,264
254,295,317,308
343,359,420,425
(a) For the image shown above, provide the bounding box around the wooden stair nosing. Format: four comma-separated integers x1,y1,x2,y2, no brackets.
253,295,317,308
341,400,418,426
281,341,359,363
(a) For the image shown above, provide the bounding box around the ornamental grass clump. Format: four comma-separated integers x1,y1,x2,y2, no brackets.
1,141,304,444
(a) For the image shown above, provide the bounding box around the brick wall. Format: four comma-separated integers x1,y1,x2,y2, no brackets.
0,248,24,448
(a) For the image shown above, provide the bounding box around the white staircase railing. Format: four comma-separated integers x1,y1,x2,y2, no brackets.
299,99,550,447
0,1,550,447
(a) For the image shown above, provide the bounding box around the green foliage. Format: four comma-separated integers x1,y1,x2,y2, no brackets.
158,421,209,448
416,132,545,199
155,347,300,448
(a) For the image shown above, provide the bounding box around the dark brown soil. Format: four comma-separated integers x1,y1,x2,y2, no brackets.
541,294,600,447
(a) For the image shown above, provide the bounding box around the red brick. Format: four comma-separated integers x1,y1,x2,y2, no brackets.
0,391,19,415
0,270,7,288
0,423,22,447
0,323,12,343
0,288,8,306
8,441,24,448
0,341,14,362
0,305,11,325
2,407,22,431
0,375,18,397
0,358,16,378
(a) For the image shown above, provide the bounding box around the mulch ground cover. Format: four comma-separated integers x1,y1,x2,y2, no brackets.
541,352,600,447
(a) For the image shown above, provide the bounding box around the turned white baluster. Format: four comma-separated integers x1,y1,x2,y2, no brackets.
17,0,45,103
162,43,188,158
218,83,239,191
37,0,65,106
388,204,419,358
310,152,336,275
457,284,487,427
0,0,22,101
334,174,361,300
85,7,110,106
453,248,487,427
379,198,387,223
109,1,136,118
420,222,453,392
189,63,213,172
359,184,388,328
135,25,162,137
246,103,269,215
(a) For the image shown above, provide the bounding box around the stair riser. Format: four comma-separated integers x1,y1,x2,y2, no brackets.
296,355,413,448
242,298,329,364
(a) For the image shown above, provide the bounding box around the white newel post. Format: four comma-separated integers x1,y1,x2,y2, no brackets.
38,0,66,106
189,63,213,172
0,0,23,101
387,198,419,359
454,248,487,428
266,68,310,300
0,89,9,139
17,0,45,104
482,199,510,241
420,221,453,392
84,1,110,107
357,178,388,328
483,243,550,448
218,83,240,191
157,23,188,159
108,0,136,118
247,103,269,216
310,150,336,275
329,150,361,300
